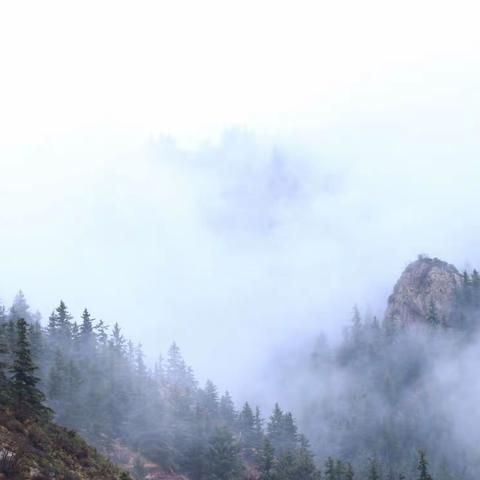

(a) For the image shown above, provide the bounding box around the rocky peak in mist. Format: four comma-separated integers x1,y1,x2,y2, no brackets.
385,256,462,325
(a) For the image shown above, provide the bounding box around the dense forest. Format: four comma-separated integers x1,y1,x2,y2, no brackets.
288,264,480,480
0,292,321,479
2,260,479,479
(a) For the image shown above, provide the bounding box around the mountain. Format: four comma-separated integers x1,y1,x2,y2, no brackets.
384,256,462,325
296,255,480,480
3,255,479,480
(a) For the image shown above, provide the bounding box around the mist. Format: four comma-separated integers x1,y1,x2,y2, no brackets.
2,2,480,479
2,111,480,402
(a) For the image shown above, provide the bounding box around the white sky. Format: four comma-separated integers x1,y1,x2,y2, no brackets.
1,0,480,401
1,0,479,145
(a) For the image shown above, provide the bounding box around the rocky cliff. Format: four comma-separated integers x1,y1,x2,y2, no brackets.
385,256,462,325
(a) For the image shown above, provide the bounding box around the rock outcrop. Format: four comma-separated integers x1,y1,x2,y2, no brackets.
385,256,462,325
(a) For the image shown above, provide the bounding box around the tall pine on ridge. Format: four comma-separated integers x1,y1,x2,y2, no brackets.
9,318,49,419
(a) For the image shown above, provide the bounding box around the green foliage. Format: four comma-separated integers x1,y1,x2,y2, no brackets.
258,437,276,480
9,318,49,420
206,427,244,480
367,458,381,480
417,450,433,480
0,322,9,404
0,290,459,480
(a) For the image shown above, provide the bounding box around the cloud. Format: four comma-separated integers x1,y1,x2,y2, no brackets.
1,71,480,400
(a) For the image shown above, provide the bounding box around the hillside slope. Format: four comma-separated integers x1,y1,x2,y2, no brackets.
0,408,130,480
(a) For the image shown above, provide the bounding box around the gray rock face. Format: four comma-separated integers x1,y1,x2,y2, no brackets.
385,256,462,325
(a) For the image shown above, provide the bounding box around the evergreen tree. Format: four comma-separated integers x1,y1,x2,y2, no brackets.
206,427,244,480
345,462,355,480
417,450,432,480
325,457,336,480
238,401,256,454
111,322,126,354
9,290,31,322
282,412,298,450
268,403,285,451
254,406,265,454
274,449,298,480
135,343,147,377
472,269,480,306
219,391,237,427
28,319,44,363
0,322,8,404
80,308,94,337
368,458,381,480
258,437,275,480
9,318,48,419
55,300,73,340
462,271,472,305
48,309,59,337
94,319,109,346
202,379,219,417
0,304,6,324
295,435,321,480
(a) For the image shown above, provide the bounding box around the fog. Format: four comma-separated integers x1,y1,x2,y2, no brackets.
1,119,480,406
1,0,480,408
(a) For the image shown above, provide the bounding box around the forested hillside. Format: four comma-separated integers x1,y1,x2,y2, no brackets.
3,256,479,480
0,293,320,479
286,257,480,480
0,316,129,479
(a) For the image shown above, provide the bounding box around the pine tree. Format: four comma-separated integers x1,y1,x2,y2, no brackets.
258,437,275,480
345,462,355,480
78,309,96,358
0,304,6,324
462,271,472,305
325,457,336,480
295,435,321,480
28,319,44,363
111,322,126,354
368,458,381,480
56,300,73,340
202,379,219,417
206,427,244,480
153,354,165,385
253,406,265,455
417,450,432,480
274,449,298,480
94,319,109,346
282,412,298,450
472,269,480,307
267,403,285,451
9,290,31,322
80,308,94,336
0,322,9,404
48,309,59,337
9,318,48,419
135,343,147,377
351,305,362,341
219,391,237,427
238,401,256,454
